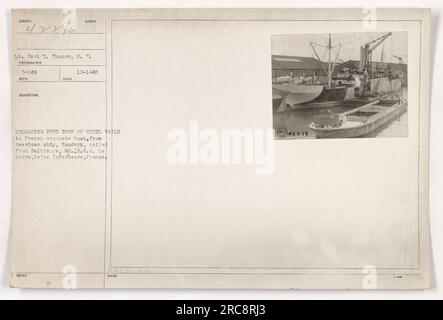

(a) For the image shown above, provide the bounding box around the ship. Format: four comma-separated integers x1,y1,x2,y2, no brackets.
273,32,406,110
333,32,405,98
334,72,403,98
272,34,348,111
308,96,407,138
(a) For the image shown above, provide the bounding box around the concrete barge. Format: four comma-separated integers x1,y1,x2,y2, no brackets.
309,97,407,138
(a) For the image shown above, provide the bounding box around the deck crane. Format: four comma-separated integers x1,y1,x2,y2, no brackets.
359,32,392,76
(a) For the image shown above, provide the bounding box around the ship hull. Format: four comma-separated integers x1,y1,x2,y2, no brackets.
347,77,403,97
310,101,407,139
370,77,402,95
298,86,348,108
273,84,347,110
272,84,324,105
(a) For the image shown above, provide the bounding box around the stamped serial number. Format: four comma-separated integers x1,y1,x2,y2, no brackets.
176,304,266,317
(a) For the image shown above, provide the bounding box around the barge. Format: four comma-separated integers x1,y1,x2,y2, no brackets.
309,97,407,138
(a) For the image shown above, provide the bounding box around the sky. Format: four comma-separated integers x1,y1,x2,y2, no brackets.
271,32,408,64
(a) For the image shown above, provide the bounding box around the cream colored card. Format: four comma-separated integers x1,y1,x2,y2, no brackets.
10,8,431,289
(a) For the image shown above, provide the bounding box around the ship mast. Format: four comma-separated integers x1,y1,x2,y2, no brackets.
310,33,341,88
328,33,332,86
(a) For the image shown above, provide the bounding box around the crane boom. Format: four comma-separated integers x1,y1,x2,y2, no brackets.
359,32,392,72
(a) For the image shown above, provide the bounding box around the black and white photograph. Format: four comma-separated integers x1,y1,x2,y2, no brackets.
272,32,408,139
1,3,440,300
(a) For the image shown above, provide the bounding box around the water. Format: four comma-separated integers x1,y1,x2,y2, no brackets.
273,88,408,139
273,105,354,139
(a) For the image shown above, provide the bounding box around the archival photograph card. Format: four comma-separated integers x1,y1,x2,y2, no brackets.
10,8,431,289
